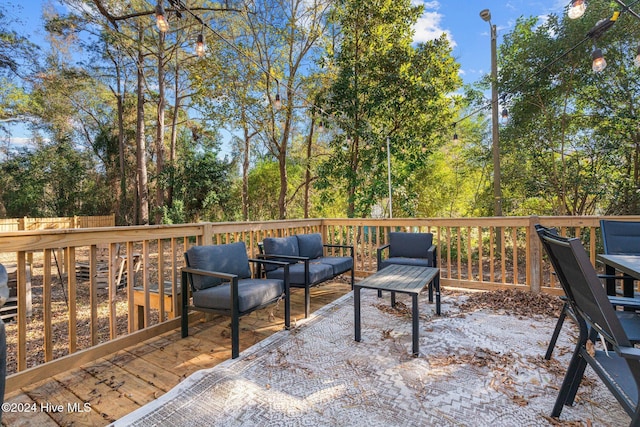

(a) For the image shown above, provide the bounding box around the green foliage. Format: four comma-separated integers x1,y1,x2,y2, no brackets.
174,149,236,222
0,138,110,217
317,0,462,218
496,8,640,215
161,200,185,225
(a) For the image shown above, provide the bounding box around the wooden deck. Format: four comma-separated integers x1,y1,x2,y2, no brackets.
2,281,352,426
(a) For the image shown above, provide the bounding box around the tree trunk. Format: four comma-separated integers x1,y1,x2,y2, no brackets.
241,107,251,221
136,24,149,225
117,88,126,224
278,145,288,220
168,54,181,208
155,32,166,224
304,115,315,219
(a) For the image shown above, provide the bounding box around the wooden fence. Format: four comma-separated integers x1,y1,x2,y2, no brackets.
0,215,115,232
0,215,635,392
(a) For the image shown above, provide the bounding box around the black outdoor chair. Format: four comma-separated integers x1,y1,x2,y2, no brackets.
377,232,437,271
601,219,640,256
599,219,640,293
181,242,290,359
536,227,640,425
376,231,438,302
541,224,640,360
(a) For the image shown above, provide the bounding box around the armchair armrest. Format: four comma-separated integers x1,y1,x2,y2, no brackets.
181,267,240,314
248,258,289,279
377,244,391,270
427,245,437,268
257,254,309,262
181,266,237,283
248,258,290,268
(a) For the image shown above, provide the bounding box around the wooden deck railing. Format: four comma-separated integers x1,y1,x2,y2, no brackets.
0,215,637,392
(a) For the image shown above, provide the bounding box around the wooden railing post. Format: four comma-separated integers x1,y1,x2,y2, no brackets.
202,222,213,246
528,216,542,294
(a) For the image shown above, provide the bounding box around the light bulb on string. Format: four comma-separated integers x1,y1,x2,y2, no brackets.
568,0,586,20
592,47,606,73
155,3,169,32
196,33,205,57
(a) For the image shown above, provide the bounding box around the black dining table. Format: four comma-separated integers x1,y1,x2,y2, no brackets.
596,254,640,298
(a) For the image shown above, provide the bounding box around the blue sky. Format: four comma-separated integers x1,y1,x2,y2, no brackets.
413,0,567,84
4,0,568,145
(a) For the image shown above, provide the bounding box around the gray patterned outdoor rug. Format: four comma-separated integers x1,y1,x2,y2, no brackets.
113,289,629,426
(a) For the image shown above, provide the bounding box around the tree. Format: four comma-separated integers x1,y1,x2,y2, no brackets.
243,0,332,219
497,5,640,215
317,0,462,218
0,4,39,130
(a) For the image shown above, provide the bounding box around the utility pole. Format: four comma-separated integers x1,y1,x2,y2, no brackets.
480,9,502,217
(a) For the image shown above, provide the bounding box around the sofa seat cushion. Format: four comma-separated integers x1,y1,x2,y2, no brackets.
316,256,353,276
388,232,433,259
185,242,252,290
192,278,284,313
266,262,333,286
380,257,433,270
262,236,300,271
296,233,324,259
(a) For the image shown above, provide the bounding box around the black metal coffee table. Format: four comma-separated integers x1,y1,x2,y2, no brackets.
354,264,440,356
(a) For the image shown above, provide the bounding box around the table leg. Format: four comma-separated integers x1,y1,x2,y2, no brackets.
412,293,419,357
391,291,396,307
624,276,635,299
605,264,616,296
435,274,441,316
354,286,361,342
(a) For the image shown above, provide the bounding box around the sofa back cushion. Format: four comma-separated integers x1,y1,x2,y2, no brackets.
296,233,324,259
185,242,251,290
388,232,433,259
262,236,300,271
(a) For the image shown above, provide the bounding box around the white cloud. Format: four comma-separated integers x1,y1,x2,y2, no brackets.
7,137,33,147
412,1,456,48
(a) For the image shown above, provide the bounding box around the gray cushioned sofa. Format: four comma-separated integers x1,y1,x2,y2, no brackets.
181,241,290,359
260,233,354,318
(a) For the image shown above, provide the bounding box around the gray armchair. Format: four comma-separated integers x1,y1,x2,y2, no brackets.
377,232,437,270
181,242,290,359
376,232,438,308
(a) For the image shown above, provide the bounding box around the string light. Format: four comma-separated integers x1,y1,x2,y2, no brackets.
196,33,205,57
568,0,587,20
273,80,282,110
591,47,607,72
155,3,169,32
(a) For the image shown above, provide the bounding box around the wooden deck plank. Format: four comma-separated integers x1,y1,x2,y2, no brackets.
54,367,138,423
4,281,351,427
21,378,107,426
1,392,58,427
107,350,182,392
82,358,165,407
